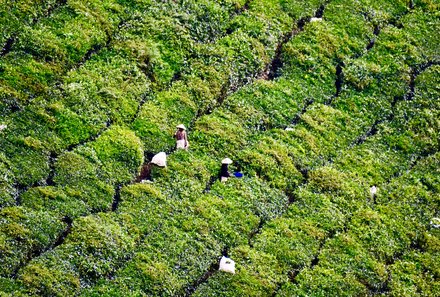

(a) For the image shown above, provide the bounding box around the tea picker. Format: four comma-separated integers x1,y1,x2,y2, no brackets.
136,152,167,183
220,158,233,182
370,185,377,199
175,124,189,150
219,158,244,183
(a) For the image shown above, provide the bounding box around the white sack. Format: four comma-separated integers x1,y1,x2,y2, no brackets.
219,256,235,274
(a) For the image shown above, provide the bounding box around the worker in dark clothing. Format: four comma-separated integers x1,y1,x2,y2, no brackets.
136,162,154,183
219,158,233,182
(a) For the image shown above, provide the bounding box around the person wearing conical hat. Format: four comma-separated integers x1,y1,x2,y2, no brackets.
175,124,188,150
136,152,167,183
220,158,232,183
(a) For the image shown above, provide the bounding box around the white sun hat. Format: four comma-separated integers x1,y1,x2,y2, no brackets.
176,124,186,130
151,152,167,167
221,158,233,165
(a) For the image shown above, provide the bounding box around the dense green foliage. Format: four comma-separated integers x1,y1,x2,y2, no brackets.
1,0,439,296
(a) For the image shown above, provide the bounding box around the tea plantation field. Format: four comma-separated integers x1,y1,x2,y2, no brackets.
0,0,439,296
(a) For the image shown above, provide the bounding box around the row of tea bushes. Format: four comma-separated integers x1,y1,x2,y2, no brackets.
381,154,439,296
77,2,438,295
12,157,289,295
270,68,439,297
0,0,225,195
0,0,327,294
0,126,144,279
75,148,287,295
0,206,66,277
148,0,439,294
0,0,438,296
130,0,328,152
185,0,439,295
0,0,324,192
390,65,440,157
0,0,128,113
192,152,438,296
2,0,336,279
0,0,61,46
0,0,248,160
277,153,439,296
195,0,410,180
21,125,144,215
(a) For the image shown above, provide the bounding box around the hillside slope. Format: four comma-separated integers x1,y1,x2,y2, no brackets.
0,0,439,296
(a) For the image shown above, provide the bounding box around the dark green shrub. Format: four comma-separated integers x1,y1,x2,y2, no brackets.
279,0,324,19
0,0,59,39
16,7,106,65
0,277,27,297
180,0,232,43
277,266,368,297
50,102,100,149
391,65,440,155
0,206,65,277
21,186,88,219
19,251,80,297
210,177,289,222
61,213,136,283
252,217,324,271
348,208,413,262
0,53,59,109
191,193,260,247
193,245,286,297
4,144,49,186
237,136,303,191
319,234,388,290
388,252,439,297
332,141,409,185
288,189,346,233
224,79,306,130
95,253,182,296
87,125,144,183
192,111,248,158
54,151,115,212
62,51,150,124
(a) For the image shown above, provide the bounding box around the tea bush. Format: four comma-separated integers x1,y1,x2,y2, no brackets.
277,266,368,297
0,206,65,277
193,245,286,297
19,251,81,296
318,234,388,290
0,0,59,45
